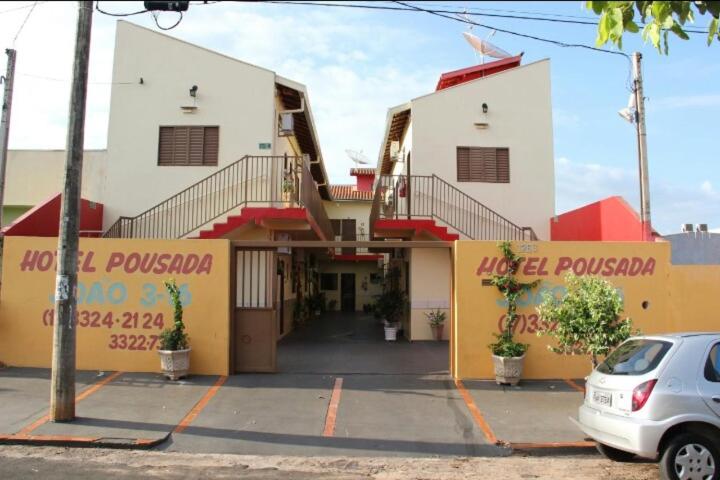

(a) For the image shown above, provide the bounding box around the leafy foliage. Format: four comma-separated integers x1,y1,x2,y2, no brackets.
537,273,637,368
425,309,447,327
488,242,539,358
375,289,407,324
587,1,720,53
159,279,189,351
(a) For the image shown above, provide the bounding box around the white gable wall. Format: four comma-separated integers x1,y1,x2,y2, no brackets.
102,21,277,228
410,59,554,239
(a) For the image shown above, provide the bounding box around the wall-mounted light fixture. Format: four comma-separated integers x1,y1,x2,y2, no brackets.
482,102,488,114
189,85,198,98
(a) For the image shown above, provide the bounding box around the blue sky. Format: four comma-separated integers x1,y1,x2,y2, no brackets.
1,1,718,233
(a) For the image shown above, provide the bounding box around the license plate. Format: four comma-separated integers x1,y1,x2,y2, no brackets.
592,390,612,407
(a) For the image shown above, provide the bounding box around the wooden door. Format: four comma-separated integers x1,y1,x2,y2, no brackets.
341,273,355,312
233,249,277,373
341,219,356,255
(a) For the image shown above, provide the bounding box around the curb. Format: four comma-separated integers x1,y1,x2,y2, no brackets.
510,441,597,456
0,433,170,450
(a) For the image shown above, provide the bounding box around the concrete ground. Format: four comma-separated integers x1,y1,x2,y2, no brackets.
1,312,590,457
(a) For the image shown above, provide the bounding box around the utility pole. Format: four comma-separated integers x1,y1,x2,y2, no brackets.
0,49,16,230
632,52,652,241
50,0,93,422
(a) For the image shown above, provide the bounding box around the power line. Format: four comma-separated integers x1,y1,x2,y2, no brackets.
0,2,44,16
12,1,38,46
257,1,707,34
392,1,631,59
94,1,148,17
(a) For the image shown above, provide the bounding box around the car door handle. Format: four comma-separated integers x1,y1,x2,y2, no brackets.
712,396,720,403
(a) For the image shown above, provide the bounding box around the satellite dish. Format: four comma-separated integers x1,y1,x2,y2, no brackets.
618,93,637,124
345,149,370,168
462,31,511,63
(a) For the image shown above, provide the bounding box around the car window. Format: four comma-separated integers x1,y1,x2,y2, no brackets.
597,339,672,375
704,343,720,382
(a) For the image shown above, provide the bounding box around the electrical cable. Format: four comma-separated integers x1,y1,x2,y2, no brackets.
257,1,707,34
0,1,45,16
12,1,38,46
94,1,148,17
152,10,184,30
393,1,631,58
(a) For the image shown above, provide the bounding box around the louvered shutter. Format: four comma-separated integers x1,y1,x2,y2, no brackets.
496,148,509,183
202,127,219,166
456,147,510,183
188,127,205,165
158,127,175,165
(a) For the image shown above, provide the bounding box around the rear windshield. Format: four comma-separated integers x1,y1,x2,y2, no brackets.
597,339,672,375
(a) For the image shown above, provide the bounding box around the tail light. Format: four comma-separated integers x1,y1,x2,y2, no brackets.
632,379,657,411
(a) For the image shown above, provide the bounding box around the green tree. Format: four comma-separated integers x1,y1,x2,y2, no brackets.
537,274,636,368
587,1,720,53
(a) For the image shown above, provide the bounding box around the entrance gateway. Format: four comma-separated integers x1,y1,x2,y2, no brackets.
230,240,453,374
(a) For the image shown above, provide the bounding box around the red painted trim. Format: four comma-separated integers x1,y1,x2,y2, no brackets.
436,55,522,91
333,254,382,261
374,219,460,241
197,207,330,240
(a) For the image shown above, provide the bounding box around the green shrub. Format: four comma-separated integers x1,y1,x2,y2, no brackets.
159,279,189,351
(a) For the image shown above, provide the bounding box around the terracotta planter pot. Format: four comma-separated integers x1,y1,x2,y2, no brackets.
158,348,191,381
430,324,444,341
491,353,525,386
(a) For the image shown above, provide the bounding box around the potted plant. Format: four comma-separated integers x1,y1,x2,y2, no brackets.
376,289,406,341
282,173,295,207
488,242,539,385
158,279,190,380
425,309,446,341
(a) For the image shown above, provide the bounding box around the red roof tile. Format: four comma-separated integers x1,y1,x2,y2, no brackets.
350,168,376,177
329,185,373,201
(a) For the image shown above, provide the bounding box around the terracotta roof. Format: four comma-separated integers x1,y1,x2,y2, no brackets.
379,108,411,175
436,55,522,91
350,168,376,176
329,185,373,201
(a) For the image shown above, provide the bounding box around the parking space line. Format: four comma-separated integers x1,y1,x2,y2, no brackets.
174,375,227,434
454,379,498,444
564,379,585,394
14,371,124,438
322,377,343,437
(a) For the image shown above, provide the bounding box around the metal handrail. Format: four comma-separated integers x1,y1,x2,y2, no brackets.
103,155,332,239
370,174,537,241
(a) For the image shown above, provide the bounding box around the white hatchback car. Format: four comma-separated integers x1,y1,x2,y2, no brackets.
573,333,720,480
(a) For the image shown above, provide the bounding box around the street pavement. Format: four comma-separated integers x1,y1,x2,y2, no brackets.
1,312,590,457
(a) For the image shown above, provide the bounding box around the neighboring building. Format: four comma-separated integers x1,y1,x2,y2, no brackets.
665,228,720,265
551,196,658,241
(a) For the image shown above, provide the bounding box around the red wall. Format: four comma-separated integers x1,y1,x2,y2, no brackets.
2,193,104,237
551,196,650,241
355,174,374,192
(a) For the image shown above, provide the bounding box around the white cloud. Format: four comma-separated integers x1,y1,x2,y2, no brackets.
0,1,437,183
556,157,720,235
650,94,720,111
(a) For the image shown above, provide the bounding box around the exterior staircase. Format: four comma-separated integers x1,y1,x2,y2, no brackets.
370,174,536,241
196,207,307,239
103,155,333,240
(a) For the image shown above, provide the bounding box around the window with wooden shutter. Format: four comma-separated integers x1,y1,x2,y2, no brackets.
158,126,219,166
456,147,510,183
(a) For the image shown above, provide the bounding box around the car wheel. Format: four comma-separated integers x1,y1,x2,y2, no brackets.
660,432,719,480
596,442,636,462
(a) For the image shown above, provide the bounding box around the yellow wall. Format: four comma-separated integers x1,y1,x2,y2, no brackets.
410,248,451,340
0,237,230,375
319,260,383,311
453,241,673,380
667,265,720,332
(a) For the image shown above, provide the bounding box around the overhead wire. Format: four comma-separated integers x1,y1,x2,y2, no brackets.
12,1,38,46
258,1,707,34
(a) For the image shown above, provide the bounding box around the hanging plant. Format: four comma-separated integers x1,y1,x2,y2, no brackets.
488,242,539,358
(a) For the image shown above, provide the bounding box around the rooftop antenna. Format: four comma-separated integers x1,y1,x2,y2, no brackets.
345,149,370,168
462,30,512,64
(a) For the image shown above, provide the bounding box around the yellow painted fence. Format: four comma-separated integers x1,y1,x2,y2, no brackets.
0,237,231,375
453,241,720,380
